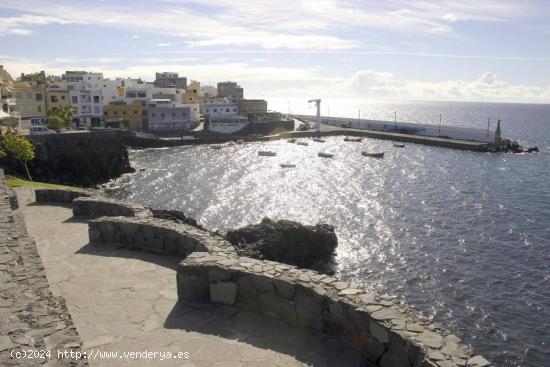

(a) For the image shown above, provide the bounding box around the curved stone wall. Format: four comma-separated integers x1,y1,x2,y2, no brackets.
88,216,236,258
73,196,151,218
52,191,490,367
34,188,94,203
177,254,489,367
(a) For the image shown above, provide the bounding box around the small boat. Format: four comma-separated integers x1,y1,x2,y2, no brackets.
361,151,384,158
313,138,325,143
258,151,277,157
280,163,296,168
393,144,405,148
318,152,334,158
344,137,362,142
287,139,297,143
296,141,309,146
236,139,244,144
210,145,222,150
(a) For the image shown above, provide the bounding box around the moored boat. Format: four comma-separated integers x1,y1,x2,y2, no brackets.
280,163,296,168
258,151,277,156
393,144,405,148
296,141,309,146
344,137,362,142
287,138,297,143
313,138,325,143
210,145,222,150
318,152,334,158
361,151,384,158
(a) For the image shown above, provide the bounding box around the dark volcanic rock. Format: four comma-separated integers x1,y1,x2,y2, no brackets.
225,217,338,269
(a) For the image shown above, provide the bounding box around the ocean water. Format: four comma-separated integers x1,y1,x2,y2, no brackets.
104,101,550,367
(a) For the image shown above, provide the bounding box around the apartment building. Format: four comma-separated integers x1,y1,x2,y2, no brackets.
217,81,243,98
69,89,103,127
154,72,187,89
103,100,145,130
10,81,47,125
240,99,268,115
45,85,71,115
147,99,192,131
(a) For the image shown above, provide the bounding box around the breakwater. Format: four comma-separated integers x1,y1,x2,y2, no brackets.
33,187,492,367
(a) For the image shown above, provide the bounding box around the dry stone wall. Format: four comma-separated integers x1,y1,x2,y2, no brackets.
34,188,94,203
177,253,490,367
73,196,151,218
88,216,236,258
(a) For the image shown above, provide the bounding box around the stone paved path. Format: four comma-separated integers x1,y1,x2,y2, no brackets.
16,191,357,367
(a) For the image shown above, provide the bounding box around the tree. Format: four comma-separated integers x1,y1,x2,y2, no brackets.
48,106,73,130
2,130,35,181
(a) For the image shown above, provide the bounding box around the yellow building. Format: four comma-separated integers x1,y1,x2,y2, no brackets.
181,80,200,103
103,100,145,130
239,99,268,116
45,87,71,115
10,81,47,123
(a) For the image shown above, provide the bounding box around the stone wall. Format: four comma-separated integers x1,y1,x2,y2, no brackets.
88,216,236,258
34,188,94,203
0,170,87,366
73,196,152,218
0,170,18,210
69,191,490,367
177,254,489,367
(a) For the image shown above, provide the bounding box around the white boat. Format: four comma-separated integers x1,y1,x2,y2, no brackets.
344,137,362,142
313,138,325,143
258,151,277,156
296,141,309,146
393,144,405,148
210,145,222,150
280,163,296,168
287,139,297,143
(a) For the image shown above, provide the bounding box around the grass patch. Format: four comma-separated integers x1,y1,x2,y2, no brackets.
5,176,79,190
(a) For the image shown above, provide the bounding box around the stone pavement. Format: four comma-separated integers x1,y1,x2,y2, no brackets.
0,181,86,366
15,189,359,367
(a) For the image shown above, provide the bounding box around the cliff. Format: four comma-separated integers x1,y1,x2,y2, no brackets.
1,130,134,186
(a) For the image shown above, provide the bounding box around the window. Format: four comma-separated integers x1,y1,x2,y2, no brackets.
61,95,65,100
36,93,43,101
114,111,118,115
123,111,126,115
233,108,237,112
161,113,165,118
50,96,58,103
172,112,175,117
213,108,217,112
93,106,100,114
93,96,100,103
134,110,138,114
37,106,42,113
137,92,146,98
226,108,229,112
182,112,187,117
104,111,108,115
72,96,78,104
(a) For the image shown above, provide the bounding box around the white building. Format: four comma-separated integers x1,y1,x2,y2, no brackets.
200,85,217,98
69,89,103,127
180,103,200,123
201,97,239,117
147,99,192,131
62,71,104,89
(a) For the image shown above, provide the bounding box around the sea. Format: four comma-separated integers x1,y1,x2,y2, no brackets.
103,101,550,367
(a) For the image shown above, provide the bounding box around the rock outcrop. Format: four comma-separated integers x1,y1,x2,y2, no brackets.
225,217,337,270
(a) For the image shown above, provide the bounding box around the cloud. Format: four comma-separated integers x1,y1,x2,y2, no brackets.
0,14,72,36
2,0,547,49
156,43,172,47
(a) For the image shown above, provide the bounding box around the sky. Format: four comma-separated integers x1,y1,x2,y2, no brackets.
1,0,550,112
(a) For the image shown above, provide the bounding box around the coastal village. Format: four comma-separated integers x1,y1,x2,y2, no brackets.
0,65,293,136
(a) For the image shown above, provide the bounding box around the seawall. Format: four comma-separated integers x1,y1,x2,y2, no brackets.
32,187,492,367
